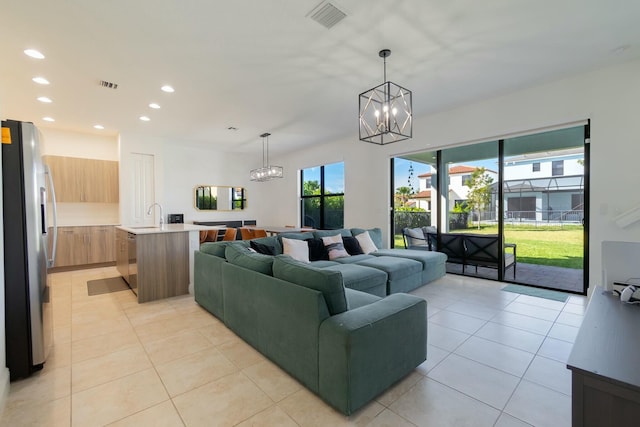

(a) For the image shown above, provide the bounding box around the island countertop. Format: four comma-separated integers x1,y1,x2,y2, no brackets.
116,224,210,235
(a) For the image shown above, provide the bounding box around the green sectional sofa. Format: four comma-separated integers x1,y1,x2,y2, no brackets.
193,227,446,415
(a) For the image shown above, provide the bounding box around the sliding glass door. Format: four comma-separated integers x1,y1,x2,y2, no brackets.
502,126,586,292
392,124,588,294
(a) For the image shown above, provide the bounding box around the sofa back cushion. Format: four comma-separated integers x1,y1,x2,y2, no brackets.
313,229,352,239
351,228,383,250
225,243,275,275
272,255,347,315
200,240,248,258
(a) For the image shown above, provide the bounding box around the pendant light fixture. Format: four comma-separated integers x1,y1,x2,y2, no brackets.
358,49,412,145
250,132,283,181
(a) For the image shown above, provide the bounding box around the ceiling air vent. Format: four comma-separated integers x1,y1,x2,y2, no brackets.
99,80,118,90
307,1,347,29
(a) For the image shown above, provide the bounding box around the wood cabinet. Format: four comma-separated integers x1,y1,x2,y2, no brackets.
51,226,116,267
44,156,119,203
116,227,189,303
567,289,640,427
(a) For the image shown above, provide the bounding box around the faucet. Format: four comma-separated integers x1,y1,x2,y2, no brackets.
147,203,164,227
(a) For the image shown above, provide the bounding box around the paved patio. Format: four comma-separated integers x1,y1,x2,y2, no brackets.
445,262,584,293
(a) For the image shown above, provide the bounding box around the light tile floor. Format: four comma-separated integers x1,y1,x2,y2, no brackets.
0,266,588,426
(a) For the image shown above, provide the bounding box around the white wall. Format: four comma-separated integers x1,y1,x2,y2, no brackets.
254,58,640,288
118,135,254,225
40,128,118,161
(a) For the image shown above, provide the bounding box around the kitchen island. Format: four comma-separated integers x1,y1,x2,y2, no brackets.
116,224,208,303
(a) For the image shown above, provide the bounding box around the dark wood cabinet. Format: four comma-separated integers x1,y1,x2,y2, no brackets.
567,288,640,427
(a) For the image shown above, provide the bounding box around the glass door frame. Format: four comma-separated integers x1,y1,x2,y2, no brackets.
390,122,590,295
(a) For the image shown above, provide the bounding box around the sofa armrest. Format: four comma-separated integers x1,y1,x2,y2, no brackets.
318,293,426,415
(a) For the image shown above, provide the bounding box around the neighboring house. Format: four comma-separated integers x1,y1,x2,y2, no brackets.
414,165,498,211
410,148,584,222
502,148,585,221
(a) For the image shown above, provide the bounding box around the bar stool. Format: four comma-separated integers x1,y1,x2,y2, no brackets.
222,228,237,241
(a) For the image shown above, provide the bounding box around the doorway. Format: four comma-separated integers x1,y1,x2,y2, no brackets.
392,124,589,294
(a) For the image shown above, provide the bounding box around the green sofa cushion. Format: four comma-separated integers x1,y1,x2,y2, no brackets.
272,255,348,315
351,228,383,249
225,243,274,276
313,228,352,239
200,241,229,258
278,232,312,241
344,288,381,309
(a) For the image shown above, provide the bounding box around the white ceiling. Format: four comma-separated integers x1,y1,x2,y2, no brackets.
1,0,639,155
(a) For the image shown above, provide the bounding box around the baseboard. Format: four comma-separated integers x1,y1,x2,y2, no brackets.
0,366,10,418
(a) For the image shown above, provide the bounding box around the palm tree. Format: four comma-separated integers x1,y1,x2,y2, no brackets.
395,186,413,208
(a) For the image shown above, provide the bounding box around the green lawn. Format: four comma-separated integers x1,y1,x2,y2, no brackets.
394,224,583,269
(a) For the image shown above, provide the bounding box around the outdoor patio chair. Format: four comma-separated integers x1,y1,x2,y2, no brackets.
463,234,517,278
402,227,430,250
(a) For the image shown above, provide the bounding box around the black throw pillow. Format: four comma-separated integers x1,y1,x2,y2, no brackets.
250,240,276,255
307,238,329,261
343,236,364,255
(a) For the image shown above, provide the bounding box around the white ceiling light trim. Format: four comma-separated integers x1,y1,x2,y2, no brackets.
32,77,49,85
24,49,44,59
149,103,160,109
161,85,174,93
139,116,150,121
37,96,52,103
94,124,104,129
43,117,55,122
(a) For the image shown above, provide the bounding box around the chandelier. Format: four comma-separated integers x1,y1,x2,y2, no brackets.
250,132,283,181
359,49,412,145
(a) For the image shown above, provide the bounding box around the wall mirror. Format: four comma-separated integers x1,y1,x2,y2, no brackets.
194,186,246,210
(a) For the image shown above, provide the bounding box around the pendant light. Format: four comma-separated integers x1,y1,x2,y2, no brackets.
250,132,283,181
358,49,412,145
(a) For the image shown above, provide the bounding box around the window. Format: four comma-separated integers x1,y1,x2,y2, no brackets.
461,174,471,186
532,162,540,172
301,162,344,229
552,160,564,176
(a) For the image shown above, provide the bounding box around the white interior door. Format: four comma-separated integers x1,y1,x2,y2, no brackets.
130,153,155,225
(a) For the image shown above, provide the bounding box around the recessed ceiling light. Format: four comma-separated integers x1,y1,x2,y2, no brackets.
139,116,151,122
149,103,161,109
42,117,55,122
24,49,45,59
32,76,49,85
37,96,52,103
94,124,104,130
161,85,174,93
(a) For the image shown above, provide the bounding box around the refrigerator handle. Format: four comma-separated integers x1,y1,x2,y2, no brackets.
45,165,58,268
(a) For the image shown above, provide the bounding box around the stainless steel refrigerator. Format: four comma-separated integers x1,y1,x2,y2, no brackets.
2,119,57,380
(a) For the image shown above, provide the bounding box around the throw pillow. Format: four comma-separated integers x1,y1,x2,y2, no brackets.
307,238,329,261
282,237,310,263
250,240,276,255
351,228,383,248
342,236,364,255
355,231,378,254
322,234,350,260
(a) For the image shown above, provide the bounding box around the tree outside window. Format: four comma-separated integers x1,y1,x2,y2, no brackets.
465,167,494,229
